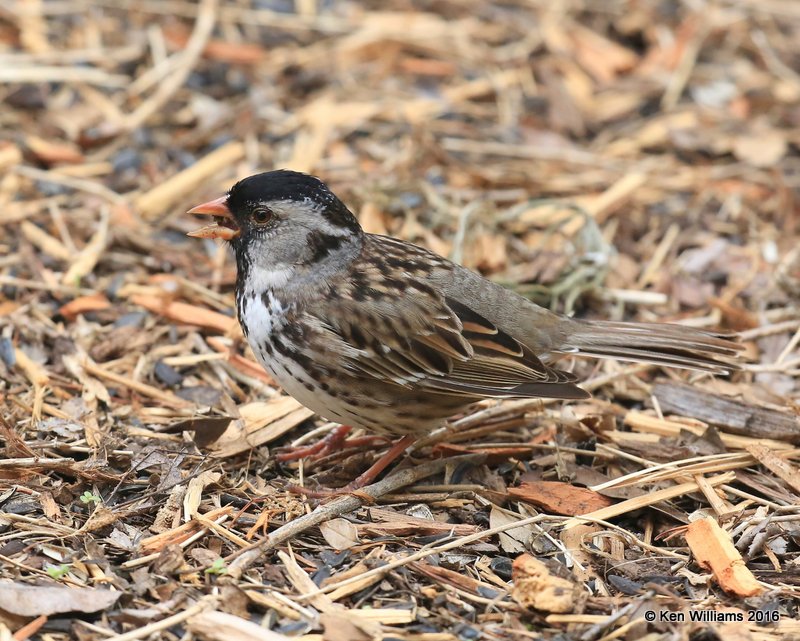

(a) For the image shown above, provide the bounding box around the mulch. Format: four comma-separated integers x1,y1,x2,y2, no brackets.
1,1,799,639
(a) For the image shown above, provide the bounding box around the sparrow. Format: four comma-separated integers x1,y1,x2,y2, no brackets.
188,170,741,488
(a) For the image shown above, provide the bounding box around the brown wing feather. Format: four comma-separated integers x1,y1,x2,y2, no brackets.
314,263,586,399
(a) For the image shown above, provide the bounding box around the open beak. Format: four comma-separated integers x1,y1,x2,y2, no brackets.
186,195,241,240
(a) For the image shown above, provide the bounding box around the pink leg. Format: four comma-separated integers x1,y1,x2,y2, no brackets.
345,435,416,490
288,434,416,497
276,425,390,463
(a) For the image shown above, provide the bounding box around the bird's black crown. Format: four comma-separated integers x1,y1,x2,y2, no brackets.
227,169,361,233
227,170,335,211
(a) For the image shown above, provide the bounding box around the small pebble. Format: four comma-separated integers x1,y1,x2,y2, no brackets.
176,386,222,406
0,337,15,368
154,360,183,387
489,556,512,580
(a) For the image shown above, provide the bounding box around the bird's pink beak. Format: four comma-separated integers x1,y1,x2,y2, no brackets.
187,196,241,240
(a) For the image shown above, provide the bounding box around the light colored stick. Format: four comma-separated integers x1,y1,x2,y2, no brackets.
224,453,486,578
83,360,192,409
561,472,735,529
636,222,680,288
0,66,127,86
13,165,126,203
105,597,217,641
134,141,244,220
121,0,218,131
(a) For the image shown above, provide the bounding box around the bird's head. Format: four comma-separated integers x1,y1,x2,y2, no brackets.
188,170,363,282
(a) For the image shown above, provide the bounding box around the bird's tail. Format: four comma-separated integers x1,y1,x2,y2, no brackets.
561,320,743,374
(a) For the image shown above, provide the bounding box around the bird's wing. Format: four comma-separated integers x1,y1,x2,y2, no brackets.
308,267,587,400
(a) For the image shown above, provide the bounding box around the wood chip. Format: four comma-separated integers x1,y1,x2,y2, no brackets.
745,443,800,494
131,294,237,334
58,293,112,319
134,141,245,220
188,610,291,641
685,517,764,597
509,481,615,516
511,553,576,613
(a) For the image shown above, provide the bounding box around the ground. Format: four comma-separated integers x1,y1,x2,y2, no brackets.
1,1,799,640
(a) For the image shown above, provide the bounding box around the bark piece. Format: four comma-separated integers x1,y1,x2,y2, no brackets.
685,517,764,597
654,381,800,443
509,480,614,515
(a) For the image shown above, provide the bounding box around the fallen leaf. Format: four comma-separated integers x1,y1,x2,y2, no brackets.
209,397,315,458
319,518,360,550
0,582,121,616
490,505,530,554
508,481,614,515
162,416,234,447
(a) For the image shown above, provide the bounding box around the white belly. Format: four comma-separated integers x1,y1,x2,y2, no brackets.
238,289,360,426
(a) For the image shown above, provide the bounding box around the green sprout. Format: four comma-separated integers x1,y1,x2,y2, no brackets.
205,558,228,575
46,564,71,580
79,491,102,505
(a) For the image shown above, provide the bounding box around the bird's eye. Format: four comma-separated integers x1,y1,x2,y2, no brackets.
252,207,272,224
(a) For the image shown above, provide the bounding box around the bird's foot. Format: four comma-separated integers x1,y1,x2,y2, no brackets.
275,425,390,463
285,435,416,498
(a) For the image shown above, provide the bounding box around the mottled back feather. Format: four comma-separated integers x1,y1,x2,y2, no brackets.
307,235,588,400
208,169,742,435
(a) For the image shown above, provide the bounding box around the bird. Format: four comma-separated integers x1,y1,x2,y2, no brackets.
187,169,742,490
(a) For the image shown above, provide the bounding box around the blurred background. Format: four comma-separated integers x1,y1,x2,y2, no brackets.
2,1,800,417
3,0,800,421
2,0,797,322
2,3,800,637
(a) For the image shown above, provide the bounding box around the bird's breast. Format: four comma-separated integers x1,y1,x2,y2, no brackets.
237,289,324,406
237,288,289,345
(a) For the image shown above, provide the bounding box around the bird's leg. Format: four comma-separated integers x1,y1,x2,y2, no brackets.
276,425,390,462
343,434,416,491
286,434,416,497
